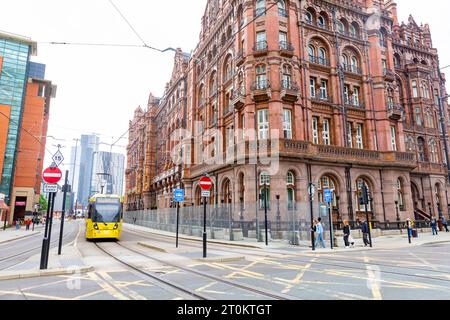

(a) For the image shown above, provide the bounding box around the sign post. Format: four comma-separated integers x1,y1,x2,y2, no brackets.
58,170,69,255
174,188,185,248
199,176,212,258
324,189,334,250
361,184,373,248
40,165,62,270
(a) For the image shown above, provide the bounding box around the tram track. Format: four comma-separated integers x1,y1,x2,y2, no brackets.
123,227,450,283
94,241,293,300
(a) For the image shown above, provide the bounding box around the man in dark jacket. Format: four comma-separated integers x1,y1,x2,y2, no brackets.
361,221,370,246
441,217,449,233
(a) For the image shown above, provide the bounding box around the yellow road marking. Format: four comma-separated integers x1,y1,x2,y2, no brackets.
98,271,147,300
0,290,67,300
87,272,130,300
364,257,383,300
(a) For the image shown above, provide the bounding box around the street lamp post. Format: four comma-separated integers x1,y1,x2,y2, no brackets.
395,200,400,229
276,195,281,234
308,183,316,251
261,182,269,246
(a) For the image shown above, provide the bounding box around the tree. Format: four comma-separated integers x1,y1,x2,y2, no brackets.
39,194,48,213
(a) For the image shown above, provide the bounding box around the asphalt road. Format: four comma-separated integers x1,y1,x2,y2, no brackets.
0,227,449,300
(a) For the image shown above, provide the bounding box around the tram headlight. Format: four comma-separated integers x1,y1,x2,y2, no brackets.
94,223,99,230
113,224,119,230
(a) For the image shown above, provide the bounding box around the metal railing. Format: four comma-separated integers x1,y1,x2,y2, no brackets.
253,41,268,52
342,64,362,75
279,41,294,52
281,80,299,91
309,56,331,67
251,80,270,91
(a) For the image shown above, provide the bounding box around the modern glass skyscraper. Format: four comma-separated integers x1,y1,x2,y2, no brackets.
0,32,36,205
91,152,125,196
75,134,99,208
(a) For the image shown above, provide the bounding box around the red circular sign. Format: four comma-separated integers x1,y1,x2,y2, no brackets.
199,176,213,190
42,166,62,184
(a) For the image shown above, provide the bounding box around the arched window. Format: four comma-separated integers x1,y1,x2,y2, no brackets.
259,172,270,209
380,29,387,47
223,56,233,82
318,176,338,207
351,56,359,70
317,15,326,28
305,11,313,23
278,0,287,16
406,136,415,152
286,171,295,209
256,64,267,89
356,178,372,212
337,21,345,34
308,45,315,62
341,53,349,67
429,139,439,163
421,81,430,99
282,64,292,88
318,47,327,65
396,179,404,210
394,54,401,68
417,137,426,162
426,109,434,128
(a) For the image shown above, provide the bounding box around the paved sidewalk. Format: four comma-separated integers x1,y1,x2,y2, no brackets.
0,225,45,245
124,223,450,255
0,224,93,281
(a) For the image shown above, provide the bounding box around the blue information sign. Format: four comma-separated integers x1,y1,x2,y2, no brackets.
324,189,333,204
174,189,185,202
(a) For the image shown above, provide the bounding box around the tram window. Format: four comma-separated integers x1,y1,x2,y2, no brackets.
88,205,93,219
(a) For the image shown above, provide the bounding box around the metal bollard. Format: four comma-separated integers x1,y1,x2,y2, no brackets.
40,237,49,270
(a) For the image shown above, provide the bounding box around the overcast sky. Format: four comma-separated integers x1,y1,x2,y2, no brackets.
0,0,449,173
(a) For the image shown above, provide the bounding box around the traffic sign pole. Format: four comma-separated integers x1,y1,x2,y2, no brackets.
58,171,69,255
176,201,180,248
199,176,212,259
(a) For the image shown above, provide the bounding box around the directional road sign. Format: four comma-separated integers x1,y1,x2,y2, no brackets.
174,189,185,202
43,184,58,193
324,189,333,204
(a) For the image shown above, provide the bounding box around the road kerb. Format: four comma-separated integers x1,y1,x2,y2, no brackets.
137,242,168,253
0,266,94,281
193,256,245,263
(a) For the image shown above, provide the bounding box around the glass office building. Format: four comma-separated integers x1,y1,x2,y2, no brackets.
0,35,34,204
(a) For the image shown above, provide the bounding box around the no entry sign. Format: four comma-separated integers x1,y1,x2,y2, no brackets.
199,176,213,191
42,166,62,184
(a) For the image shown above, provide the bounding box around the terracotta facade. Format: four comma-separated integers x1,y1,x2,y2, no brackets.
125,0,450,224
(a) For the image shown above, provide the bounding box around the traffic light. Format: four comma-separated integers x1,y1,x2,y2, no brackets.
360,184,369,205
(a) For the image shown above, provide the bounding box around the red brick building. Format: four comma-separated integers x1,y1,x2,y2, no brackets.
126,0,449,225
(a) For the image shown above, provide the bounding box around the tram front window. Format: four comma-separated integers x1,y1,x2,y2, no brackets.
93,200,121,223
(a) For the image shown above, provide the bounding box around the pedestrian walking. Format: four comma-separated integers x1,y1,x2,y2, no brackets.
343,220,351,248
15,220,20,230
314,218,326,249
442,216,449,233
25,219,30,231
362,220,370,246
431,218,438,236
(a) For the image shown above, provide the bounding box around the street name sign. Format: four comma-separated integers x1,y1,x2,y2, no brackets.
43,184,58,193
201,190,211,198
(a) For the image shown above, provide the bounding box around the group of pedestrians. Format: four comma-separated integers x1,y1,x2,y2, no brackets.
431,216,449,235
12,217,40,231
312,218,371,249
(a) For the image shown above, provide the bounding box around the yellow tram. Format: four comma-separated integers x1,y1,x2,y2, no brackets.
86,194,123,240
